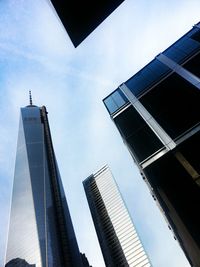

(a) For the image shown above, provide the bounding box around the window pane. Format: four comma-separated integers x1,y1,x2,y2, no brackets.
140,73,200,139
163,46,188,64
126,59,171,97
114,106,163,162
104,96,118,114
190,28,200,43
104,89,129,115
112,90,127,107
175,37,200,58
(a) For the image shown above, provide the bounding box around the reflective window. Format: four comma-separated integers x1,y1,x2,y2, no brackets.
112,90,127,107
125,59,171,97
103,89,129,114
163,28,200,64
174,37,199,55
163,46,187,63
103,96,118,114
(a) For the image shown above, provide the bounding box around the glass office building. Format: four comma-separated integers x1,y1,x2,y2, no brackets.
103,22,200,267
83,165,151,267
5,102,84,267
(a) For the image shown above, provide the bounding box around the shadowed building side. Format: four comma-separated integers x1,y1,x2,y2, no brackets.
103,22,200,267
49,0,124,47
80,253,93,267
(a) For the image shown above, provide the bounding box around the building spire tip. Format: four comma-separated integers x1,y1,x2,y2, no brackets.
29,90,33,105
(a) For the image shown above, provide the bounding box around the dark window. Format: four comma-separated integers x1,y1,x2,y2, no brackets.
140,73,200,139
178,131,200,174
191,28,200,43
127,125,163,162
183,52,200,78
114,106,163,162
144,140,200,246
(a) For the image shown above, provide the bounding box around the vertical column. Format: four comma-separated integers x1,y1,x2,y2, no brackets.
156,53,200,89
119,83,176,150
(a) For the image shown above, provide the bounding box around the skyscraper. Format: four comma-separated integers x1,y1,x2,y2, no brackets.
5,95,85,267
103,23,200,266
83,165,151,267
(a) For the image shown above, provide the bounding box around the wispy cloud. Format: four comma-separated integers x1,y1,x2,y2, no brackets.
0,0,200,266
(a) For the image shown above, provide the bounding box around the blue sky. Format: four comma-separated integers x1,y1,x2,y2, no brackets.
0,0,200,266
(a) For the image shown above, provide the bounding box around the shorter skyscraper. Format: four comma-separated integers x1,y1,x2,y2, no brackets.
83,165,151,267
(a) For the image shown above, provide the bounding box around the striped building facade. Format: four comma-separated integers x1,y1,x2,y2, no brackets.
83,165,151,267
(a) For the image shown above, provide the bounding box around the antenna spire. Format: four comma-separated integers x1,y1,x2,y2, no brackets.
29,90,33,105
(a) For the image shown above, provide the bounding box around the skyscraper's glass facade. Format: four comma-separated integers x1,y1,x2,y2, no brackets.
5,105,83,267
103,22,200,267
83,165,151,267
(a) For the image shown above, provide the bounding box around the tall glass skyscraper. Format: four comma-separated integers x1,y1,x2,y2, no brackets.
5,99,85,267
103,22,200,266
83,165,151,267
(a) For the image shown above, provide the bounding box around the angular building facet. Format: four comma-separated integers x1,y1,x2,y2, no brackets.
83,165,151,267
5,101,85,267
80,253,92,267
49,0,124,47
103,22,200,267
